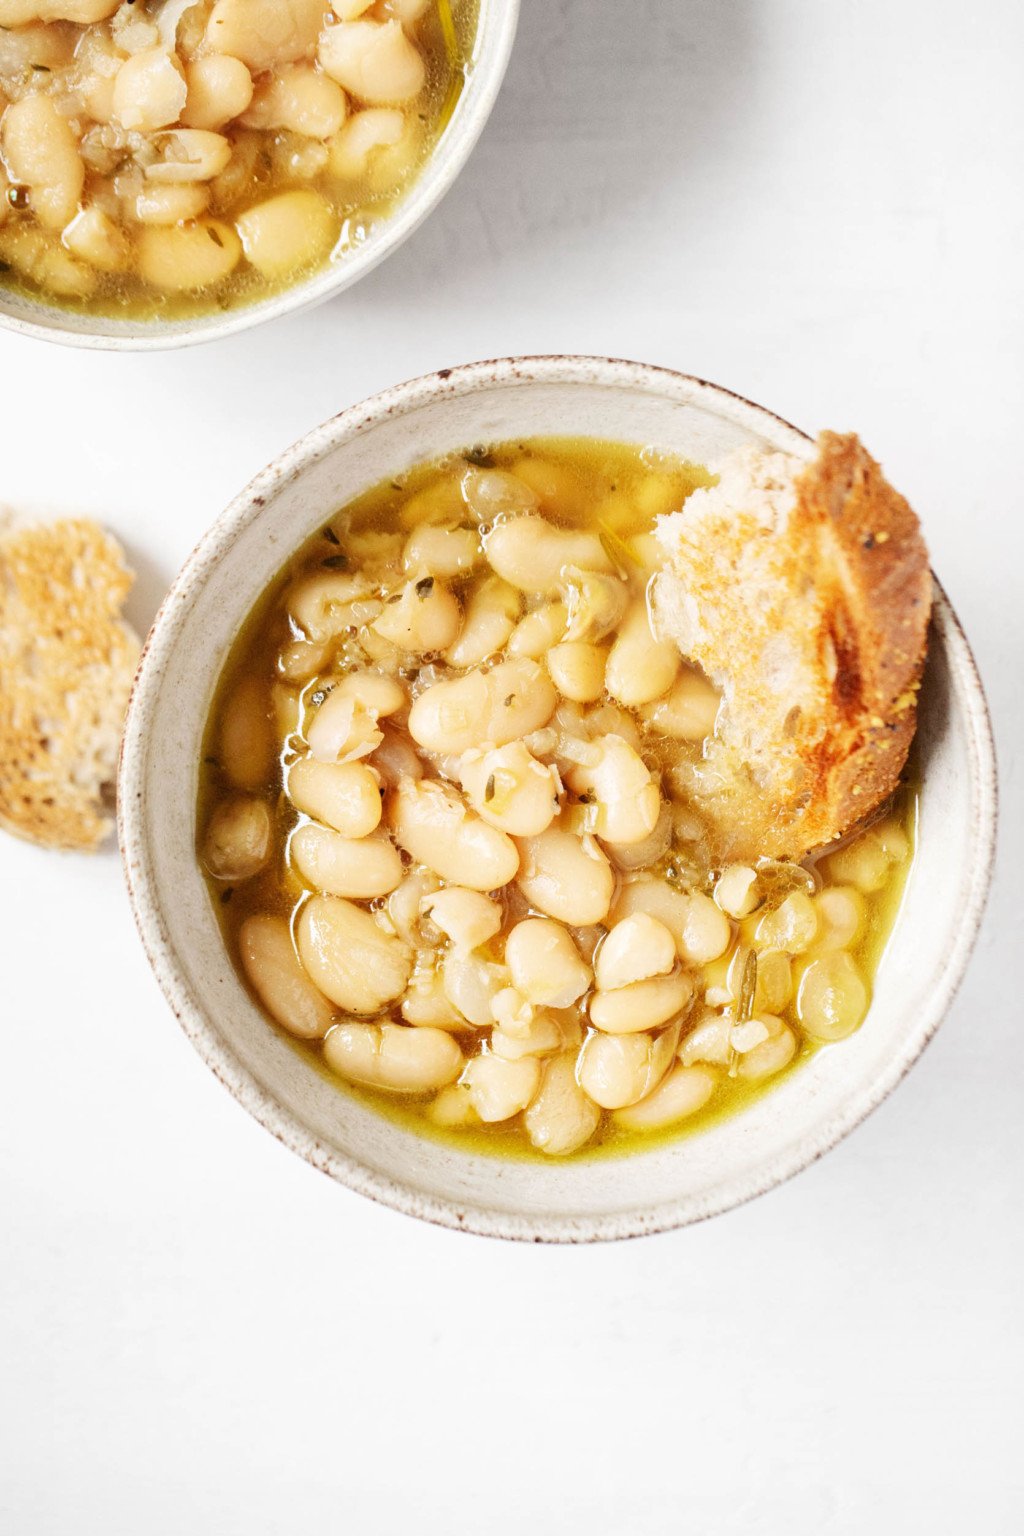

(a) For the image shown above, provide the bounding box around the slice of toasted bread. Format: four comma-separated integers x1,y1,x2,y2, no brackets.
0,517,139,851
650,431,931,861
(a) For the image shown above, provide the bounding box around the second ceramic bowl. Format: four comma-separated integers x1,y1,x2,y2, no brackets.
118,356,997,1240
0,0,518,351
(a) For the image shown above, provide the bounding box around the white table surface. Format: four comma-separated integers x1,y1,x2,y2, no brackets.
2,3,1021,1531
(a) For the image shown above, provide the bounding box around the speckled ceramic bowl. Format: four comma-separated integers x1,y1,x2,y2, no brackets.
118,357,997,1241
0,1,518,351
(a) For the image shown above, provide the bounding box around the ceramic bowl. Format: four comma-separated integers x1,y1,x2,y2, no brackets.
0,1,518,352
118,356,997,1241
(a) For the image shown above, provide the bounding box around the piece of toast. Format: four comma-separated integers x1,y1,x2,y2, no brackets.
0,516,140,851
650,431,932,862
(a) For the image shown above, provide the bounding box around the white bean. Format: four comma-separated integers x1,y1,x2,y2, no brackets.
327,106,405,178
484,516,612,593
442,951,508,1027
290,823,401,898
515,825,614,927
490,987,535,1038
715,864,761,919
238,914,335,1040
371,576,461,653
243,63,347,138
423,887,502,951
564,734,661,846
426,1081,479,1127
589,970,692,1034
318,18,425,104
677,1010,733,1066
342,670,407,714
219,675,274,790
287,757,382,837
287,570,375,641
297,894,412,1013
112,47,187,132
796,952,869,1041
507,601,567,659
560,567,628,644
1,95,84,230
679,892,733,965
491,1012,563,1062
812,885,866,952
444,576,521,668
400,955,463,1029
181,53,254,129
605,600,680,707
735,1014,798,1079
504,918,592,1008
236,189,336,277
578,1022,680,1109
755,891,819,954
145,129,232,183
462,1053,539,1123
202,796,271,881
605,801,672,873
594,913,675,990
822,829,898,893
408,658,556,755
403,524,479,579
138,218,240,288
324,1020,462,1093
460,742,560,837
0,2,117,19
133,182,210,225
726,946,793,1014
610,878,731,966
460,467,539,521
389,779,519,890
642,667,721,740
524,1051,602,1155
273,677,304,743
205,0,325,71
612,1063,718,1131
546,642,607,703
61,206,129,272
386,866,440,946
307,684,394,763
333,1,378,22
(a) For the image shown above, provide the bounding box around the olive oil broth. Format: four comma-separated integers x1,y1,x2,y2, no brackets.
198,436,917,1159
0,1,477,321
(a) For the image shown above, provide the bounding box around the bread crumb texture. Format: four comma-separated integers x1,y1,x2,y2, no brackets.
652,432,932,860
0,518,139,851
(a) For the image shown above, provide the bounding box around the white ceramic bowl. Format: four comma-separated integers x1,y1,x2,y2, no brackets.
119,357,997,1241
0,2,518,352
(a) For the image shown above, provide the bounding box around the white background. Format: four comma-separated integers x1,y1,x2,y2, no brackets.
1,2,1021,1531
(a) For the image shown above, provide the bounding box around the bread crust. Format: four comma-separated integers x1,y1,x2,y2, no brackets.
652,432,932,860
0,518,139,851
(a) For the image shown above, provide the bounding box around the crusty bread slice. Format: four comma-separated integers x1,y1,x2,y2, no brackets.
0,516,139,851
650,431,931,861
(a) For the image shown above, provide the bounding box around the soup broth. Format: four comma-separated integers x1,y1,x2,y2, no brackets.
198,438,915,1158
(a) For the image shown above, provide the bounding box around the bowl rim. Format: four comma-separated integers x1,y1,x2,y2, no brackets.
118,355,999,1242
0,0,520,353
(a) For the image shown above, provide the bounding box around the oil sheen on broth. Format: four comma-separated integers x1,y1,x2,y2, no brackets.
0,1,476,319
197,438,916,1159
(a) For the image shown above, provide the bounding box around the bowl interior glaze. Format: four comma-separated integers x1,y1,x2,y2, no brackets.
119,358,996,1240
